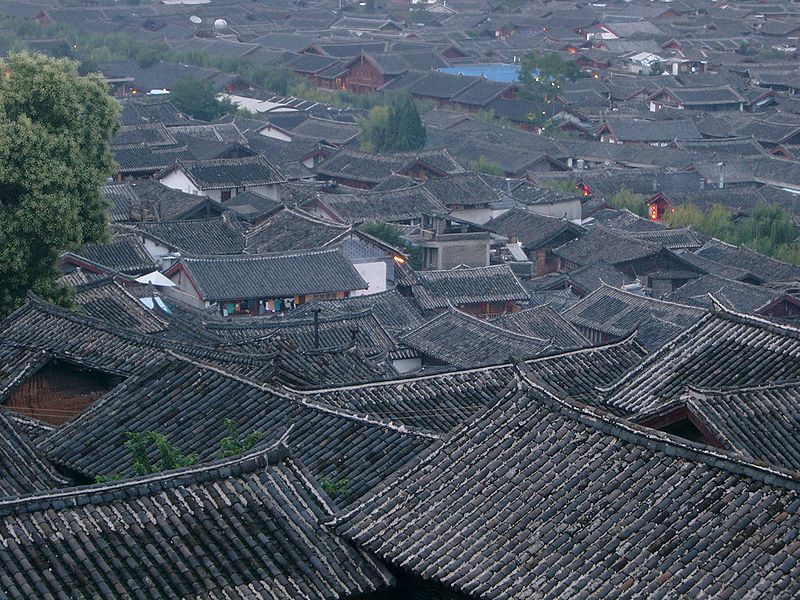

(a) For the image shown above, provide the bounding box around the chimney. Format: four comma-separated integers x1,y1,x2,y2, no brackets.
350,328,359,345
312,308,321,349
717,162,725,189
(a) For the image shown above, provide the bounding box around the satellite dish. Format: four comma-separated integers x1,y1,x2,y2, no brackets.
190,15,202,24
214,18,228,30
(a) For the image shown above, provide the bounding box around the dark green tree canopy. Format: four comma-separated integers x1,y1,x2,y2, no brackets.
0,51,119,314
169,75,233,122
358,97,426,152
518,50,581,101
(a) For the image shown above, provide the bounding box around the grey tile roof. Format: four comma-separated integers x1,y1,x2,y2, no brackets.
485,209,584,250
336,376,800,600
0,392,67,496
553,226,663,267
563,261,635,295
123,179,226,222
210,309,397,360
119,99,190,127
528,289,582,312
222,190,282,223
0,440,393,598
302,334,647,433
420,172,498,208
636,382,800,471
113,144,194,176
399,308,549,368
450,77,515,107
244,207,349,253
101,183,135,223
603,303,800,416
672,249,759,283
601,117,702,143
130,218,246,255
695,239,800,283
564,285,705,351
111,123,177,147
74,279,170,335
310,187,448,224
491,306,589,350
412,265,530,310
665,274,789,313
290,116,359,144
315,148,464,186
620,227,705,250
68,235,158,275
287,289,426,334
0,295,274,382
659,85,746,105
407,71,477,99
171,248,367,300
175,155,286,190
38,356,439,505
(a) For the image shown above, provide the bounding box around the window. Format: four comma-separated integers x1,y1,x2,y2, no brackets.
312,291,338,301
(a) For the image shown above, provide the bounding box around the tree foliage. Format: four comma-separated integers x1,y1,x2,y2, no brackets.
664,202,800,265
518,50,581,101
321,478,350,499
358,98,426,152
0,51,119,315
610,186,648,218
359,221,423,269
219,418,263,458
125,431,198,476
169,75,234,122
538,178,583,197
468,156,504,176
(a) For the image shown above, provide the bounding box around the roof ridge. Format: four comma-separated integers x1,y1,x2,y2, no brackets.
181,246,342,261
0,439,292,516
10,294,276,367
291,332,644,394
400,307,550,347
162,350,441,439
686,379,800,395
516,375,800,490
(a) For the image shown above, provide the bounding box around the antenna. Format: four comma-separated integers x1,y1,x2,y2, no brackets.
189,15,202,24
214,18,228,30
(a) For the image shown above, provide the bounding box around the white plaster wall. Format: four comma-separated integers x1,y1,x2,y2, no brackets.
259,127,292,142
250,184,281,201
527,199,582,221
351,261,387,297
392,358,422,374
140,237,172,261
450,207,494,224
160,169,199,195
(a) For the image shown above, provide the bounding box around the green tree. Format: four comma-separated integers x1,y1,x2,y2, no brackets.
125,431,197,476
321,478,350,499
169,75,233,122
663,202,800,265
388,98,426,151
359,99,426,152
518,50,581,101
359,221,423,269
360,221,405,247
468,156,504,176
610,186,648,218
219,418,262,458
0,51,119,315
358,105,391,152
538,178,583,197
